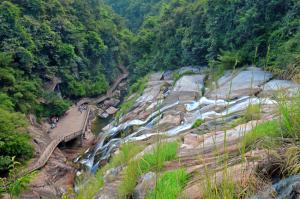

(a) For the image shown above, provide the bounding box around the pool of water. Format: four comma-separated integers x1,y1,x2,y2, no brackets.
92,116,113,135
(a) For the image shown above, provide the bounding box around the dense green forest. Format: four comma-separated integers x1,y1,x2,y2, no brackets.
0,0,299,173
0,0,132,172
116,0,300,77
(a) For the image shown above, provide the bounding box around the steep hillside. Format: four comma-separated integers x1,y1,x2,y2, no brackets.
107,0,300,77
0,0,132,173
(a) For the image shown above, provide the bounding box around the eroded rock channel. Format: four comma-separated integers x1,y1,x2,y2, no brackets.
76,66,300,199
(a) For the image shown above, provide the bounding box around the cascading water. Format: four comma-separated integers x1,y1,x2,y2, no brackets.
77,95,277,172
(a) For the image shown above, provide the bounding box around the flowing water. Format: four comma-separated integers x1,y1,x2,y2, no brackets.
77,95,277,172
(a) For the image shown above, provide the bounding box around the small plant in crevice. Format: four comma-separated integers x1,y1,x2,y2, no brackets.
192,119,204,129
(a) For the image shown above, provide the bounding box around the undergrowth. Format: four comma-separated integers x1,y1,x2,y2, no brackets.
118,141,179,198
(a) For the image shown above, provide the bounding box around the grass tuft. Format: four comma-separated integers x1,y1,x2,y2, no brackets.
241,120,280,149
118,141,179,197
146,168,189,199
192,119,204,129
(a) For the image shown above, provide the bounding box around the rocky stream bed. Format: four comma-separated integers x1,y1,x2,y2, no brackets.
76,66,300,199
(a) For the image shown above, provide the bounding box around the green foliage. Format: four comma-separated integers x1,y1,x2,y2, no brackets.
0,157,36,198
0,108,33,172
35,92,71,118
215,50,241,70
118,141,179,197
77,142,143,199
146,168,189,199
241,120,280,148
192,119,204,129
107,0,300,75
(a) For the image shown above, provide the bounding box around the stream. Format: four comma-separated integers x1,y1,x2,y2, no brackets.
77,95,277,173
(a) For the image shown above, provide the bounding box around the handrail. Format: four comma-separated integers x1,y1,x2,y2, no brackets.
24,107,90,175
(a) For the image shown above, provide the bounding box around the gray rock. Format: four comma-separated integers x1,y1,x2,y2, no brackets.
260,79,299,97
177,66,201,75
149,72,164,81
174,75,205,93
103,166,123,183
106,106,118,115
133,172,157,199
163,75,205,106
207,67,272,100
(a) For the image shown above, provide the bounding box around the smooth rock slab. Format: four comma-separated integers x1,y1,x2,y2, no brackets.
260,79,300,96
173,74,205,93
163,75,205,106
207,67,272,100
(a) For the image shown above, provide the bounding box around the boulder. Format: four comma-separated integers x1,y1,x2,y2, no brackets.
133,172,156,199
163,75,205,106
207,67,272,100
104,98,120,107
106,107,118,115
156,114,182,131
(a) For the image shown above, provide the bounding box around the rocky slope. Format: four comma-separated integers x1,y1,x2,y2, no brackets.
78,66,300,198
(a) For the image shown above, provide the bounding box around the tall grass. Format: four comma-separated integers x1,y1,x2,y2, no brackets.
118,141,179,197
77,142,142,199
278,93,300,138
241,120,280,148
146,168,189,199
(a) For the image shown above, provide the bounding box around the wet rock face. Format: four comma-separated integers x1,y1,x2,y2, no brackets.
207,67,273,100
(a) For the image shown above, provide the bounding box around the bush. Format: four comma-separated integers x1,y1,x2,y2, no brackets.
215,50,241,70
